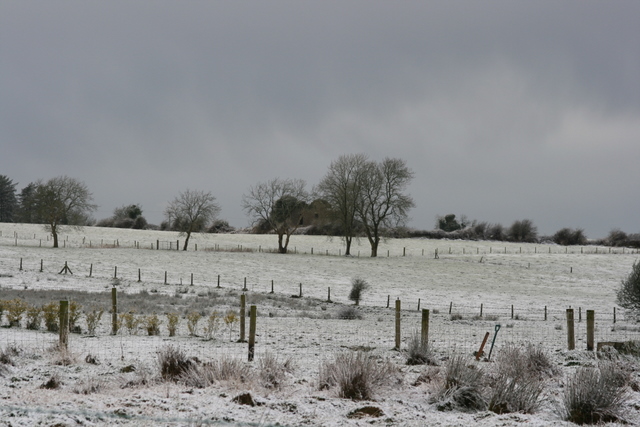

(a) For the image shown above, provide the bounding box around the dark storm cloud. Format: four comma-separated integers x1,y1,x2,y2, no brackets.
1,1,639,237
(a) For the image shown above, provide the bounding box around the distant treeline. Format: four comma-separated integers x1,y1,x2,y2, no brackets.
1,174,638,249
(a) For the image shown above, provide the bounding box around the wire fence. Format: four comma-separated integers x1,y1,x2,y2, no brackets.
3,229,639,256
2,302,639,367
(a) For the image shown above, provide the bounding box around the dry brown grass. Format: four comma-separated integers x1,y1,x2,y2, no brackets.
319,351,400,400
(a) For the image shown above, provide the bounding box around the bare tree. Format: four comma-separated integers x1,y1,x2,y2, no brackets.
242,178,309,254
315,154,368,256
508,219,538,243
33,176,97,248
165,189,220,251
356,158,415,257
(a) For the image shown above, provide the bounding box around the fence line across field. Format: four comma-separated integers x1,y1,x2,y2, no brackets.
3,229,639,256
7,255,639,330
2,288,639,369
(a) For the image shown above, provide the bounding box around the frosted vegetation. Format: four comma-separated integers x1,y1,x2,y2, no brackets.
1,224,639,426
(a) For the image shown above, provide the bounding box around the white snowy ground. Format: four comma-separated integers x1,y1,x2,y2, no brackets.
1,224,639,426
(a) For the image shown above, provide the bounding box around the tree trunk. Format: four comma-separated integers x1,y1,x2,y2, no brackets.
345,237,352,256
183,232,191,251
370,236,380,257
278,233,287,254
52,225,59,248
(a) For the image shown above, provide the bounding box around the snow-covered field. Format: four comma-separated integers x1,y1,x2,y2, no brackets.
1,224,639,426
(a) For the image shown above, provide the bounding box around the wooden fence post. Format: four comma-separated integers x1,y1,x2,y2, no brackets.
114,266,117,279
544,306,547,321
111,287,118,335
59,300,69,350
395,299,401,350
217,274,221,288
566,308,575,350
449,302,453,314
19,258,22,271
270,280,274,294
480,303,483,317
417,298,421,311
40,259,43,272
240,294,246,342
421,309,429,347
138,268,141,282
243,277,248,291
327,287,331,302
386,295,390,308
164,271,167,284
299,283,303,298
190,273,193,286
248,305,257,361
586,310,595,351
613,307,616,324
511,305,514,319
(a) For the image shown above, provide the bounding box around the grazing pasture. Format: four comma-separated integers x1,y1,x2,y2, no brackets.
1,224,639,426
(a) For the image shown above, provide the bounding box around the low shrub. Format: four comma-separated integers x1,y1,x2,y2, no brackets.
157,345,195,382
559,362,629,424
121,311,140,335
203,311,221,340
224,310,238,340
0,345,20,376
181,356,251,388
40,373,63,390
337,306,363,320
25,305,42,330
166,312,180,337
85,308,104,336
319,351,399,400
143,314,161,336
42,302,59,332
69,301,82,332
258,352,295,390
187,311,202,336
4,298,28,327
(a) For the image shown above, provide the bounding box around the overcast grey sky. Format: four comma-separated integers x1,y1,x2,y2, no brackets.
1,1,639,238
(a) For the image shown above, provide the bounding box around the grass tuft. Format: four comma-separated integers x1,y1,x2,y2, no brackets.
559,362,629,424
432,354,486,412
319,351,399,400
157,345,195,382
405,331,437,366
